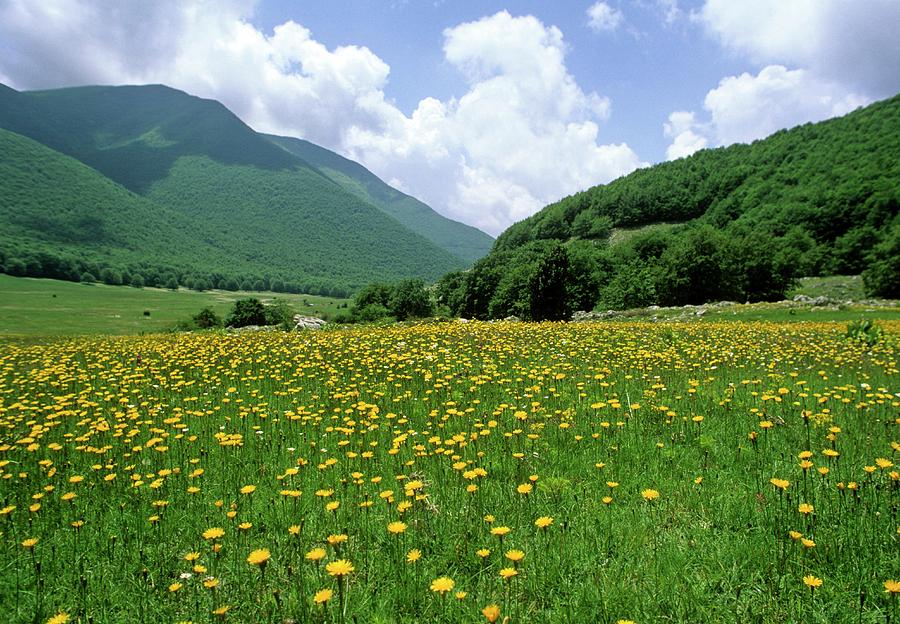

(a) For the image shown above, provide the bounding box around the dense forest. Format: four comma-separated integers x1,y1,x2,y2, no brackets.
0,83,491,295
435,94,900,320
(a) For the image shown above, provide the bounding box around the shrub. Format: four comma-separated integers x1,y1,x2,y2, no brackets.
390,279,433,321
225,298,267,328
263,299,295,329
193,307,223,329
845,319,883,347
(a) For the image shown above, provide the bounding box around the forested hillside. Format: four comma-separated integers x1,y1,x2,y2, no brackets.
0,128,248,288
266,134,493,263
0,83,487,294
437,95,900,319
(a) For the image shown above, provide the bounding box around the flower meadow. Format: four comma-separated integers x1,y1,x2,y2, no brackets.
1,321,898,623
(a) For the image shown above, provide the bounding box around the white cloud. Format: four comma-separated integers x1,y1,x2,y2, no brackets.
0,3,639,236
663,111,707,160
345,12,641,234
703,65,868,145
663,1,892,161
656,0,682,25
698,0,900,96
663,65,868,157
586,2,624,32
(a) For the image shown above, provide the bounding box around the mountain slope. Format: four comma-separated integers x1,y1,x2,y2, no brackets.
0,127,249,281
0,83,470,293
495,95,899,254
266,134,493,263
443,95,900,319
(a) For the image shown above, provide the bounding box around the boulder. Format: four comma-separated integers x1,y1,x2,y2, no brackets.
293,315,326,330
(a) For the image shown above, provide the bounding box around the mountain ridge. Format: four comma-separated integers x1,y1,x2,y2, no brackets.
265,133,493,263
0,82,493,294
436,94,900,319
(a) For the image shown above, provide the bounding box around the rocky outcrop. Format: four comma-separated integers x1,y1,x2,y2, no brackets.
293,315,327,330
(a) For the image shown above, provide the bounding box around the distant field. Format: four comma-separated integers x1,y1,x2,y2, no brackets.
788,275,867,301
607,221,681,246
0,274,349,336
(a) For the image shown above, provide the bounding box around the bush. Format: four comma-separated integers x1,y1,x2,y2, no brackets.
846,319,884,347
192,307,223,329
390,279,433,321
225,298,267,328
263,299,295,329
355,304,392,323
862,223,900,298
100,268,123,286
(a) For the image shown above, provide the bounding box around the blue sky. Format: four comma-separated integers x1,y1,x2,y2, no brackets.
1,1,898,235
249,0,741,159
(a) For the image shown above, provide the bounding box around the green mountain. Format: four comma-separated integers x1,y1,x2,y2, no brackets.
266,134,493,264
438,95,900,319
0,127,242,282
0,83,491,294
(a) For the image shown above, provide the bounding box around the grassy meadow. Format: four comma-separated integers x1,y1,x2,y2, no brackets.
0,320,898,623
0,275,349,336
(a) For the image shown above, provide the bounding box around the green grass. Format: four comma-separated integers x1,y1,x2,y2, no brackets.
702,302,900,323
788,275,867,301
0,274,348,336
0,321,897,623
607,221,681,246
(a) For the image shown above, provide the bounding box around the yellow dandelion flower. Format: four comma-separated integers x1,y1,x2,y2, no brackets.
203,527,225,540
46,613,70,624
306,548,326,562
325,559,355,577
505,549,525,563
499,567,518,580
641,489,659,502
406,548,421,563
313,588,333,604
535,516,554,529
430,576,454,594
482,604,501,623
247,548,270,567
387,521,407,535
803,575,822,589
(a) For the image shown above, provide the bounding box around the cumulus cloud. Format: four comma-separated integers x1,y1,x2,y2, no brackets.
664,1,892,160
698,0,900,96
663,65,869,159
0,3,639,235
663,111,707,160
347,12,640,234
586,2,624,32
655,0,682,25
703,65,868,145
